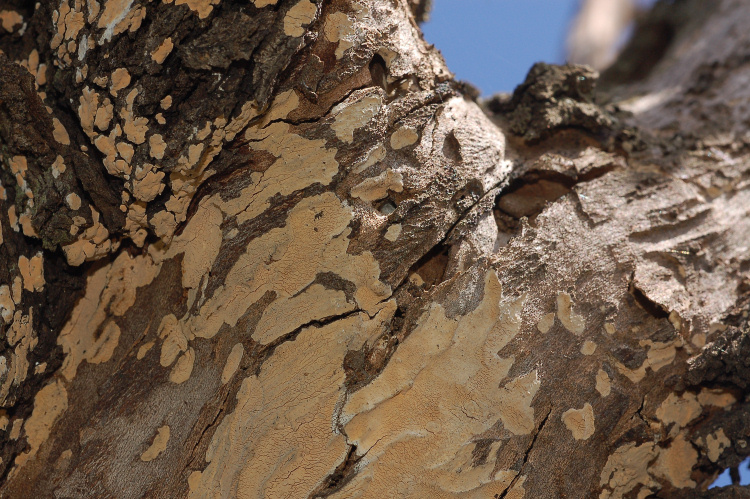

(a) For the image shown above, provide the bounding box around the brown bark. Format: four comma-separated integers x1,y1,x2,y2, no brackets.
0,0,749,497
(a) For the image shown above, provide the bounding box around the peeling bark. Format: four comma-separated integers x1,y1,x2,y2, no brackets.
1,0,749,497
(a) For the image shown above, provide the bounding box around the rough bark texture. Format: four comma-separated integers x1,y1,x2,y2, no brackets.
0,0,749,497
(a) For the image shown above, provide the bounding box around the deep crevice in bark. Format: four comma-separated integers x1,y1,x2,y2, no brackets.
308,444,363,498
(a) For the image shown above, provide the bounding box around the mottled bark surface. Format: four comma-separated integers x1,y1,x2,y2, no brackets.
0,0,749,497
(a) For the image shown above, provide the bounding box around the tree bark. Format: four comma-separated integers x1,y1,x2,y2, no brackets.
0,0,749,497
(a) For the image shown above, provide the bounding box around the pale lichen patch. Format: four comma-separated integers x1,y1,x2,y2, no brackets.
562,403,595,440
116,141,134,163
141,425,170,462
705,429,730,462
252,284,353,344
188,314,374,499
283,0,317,37
78,87,99,137
151,37,173,64
169,347,194,384
136,341,154,360
697,388,736,408
88,321,121,364
52,117,71,145
336,271,535,497
160,95,172,110
390,126,419,149
234,122,340,224
97,0,134,38
0,10,23,32
323,11,355,59
220,343,244,384
599,442,657,499
0,286,12,324
148,133,167,159
18,253,44,292
537,312,555,333
132,165,166,202
614,338,681,384
384,223,401,242
94,98,114,131
350,169,403,202
182,193,389,343
163,198,222,289
109,67,130,97
9,419,22,440
506,475,527,499
331,93,382,143
556,292,585,334
651,434,697,489
595,369,611,397
604,323,615,335
58,252,159,379
581,340,597,355
352,143,386,174
497,370,541,435
159,314,188,367
174,0,220,19
65,193,82,210
121,88,148,144
12,380,67,469
61,207,116,266
655,392,702,431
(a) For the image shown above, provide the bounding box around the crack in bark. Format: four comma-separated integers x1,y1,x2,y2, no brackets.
253,308,364,376
186,384,233,468
307,444,363,499
499,407,552,499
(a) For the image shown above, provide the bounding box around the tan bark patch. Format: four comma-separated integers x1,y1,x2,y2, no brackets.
337,271,535,497
66,193,82,210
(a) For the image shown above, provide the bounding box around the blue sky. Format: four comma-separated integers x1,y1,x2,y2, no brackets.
421,0,749,489
421,0,581,95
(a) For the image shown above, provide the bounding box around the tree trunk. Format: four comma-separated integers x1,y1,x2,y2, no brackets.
0,0,749,497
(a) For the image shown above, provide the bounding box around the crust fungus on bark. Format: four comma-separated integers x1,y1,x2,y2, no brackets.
0,0,749,497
